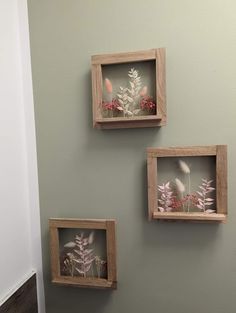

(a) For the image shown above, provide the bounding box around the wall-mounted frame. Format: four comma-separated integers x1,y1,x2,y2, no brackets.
147,145,227,222
91,48,166,129
49,218,117,289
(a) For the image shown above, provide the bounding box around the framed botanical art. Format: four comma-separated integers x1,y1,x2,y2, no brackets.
49,218,117,289
147,145,227,222
91,48,166,129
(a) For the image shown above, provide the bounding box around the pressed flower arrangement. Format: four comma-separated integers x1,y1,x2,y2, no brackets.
102,68,156,118
49,219,117,289
91,48,166,129
147,145,227,222
61,230,107,279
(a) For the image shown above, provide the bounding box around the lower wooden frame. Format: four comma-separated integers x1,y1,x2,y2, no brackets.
52,277,116,289
152,212,226,223
49,218,117,289
94,115,164,129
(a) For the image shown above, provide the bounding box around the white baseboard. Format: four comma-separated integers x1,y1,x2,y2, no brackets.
0,270,36,306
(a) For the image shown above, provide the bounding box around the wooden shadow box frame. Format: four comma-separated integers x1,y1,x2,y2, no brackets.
147,145,227,223
49,218,117,289
91,48,166,129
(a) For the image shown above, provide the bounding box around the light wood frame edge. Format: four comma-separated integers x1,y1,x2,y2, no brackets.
216,145,227,214
156,48,166,126
91,64,102,127
91,49,157,65
147,155,157,221
147,145,217,157
152,212,226,222
106,220,117,288
52,277,114,289
49,222,60,281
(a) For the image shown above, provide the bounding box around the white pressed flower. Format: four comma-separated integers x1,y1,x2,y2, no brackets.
116,67,142,117
66,252,75,260
196,179,215,212
88,231,94,244
157,181,173,212
179,160,190,174
64,241,76,248
175,178,185,194
205,209,215,213
165,182,170,188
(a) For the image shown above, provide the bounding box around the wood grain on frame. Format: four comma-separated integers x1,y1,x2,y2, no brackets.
147,146,217,157
49,225,60,280
52,277,114,289
216,145,227,214
147,155,157,221
156,48,166,126
91,49,156,65
92,64,103,127
49,218,107,229
153,212,227,222
106,220,117,289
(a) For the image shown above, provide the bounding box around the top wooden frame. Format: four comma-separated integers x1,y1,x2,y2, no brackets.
91,48,166,129
147,145,227,223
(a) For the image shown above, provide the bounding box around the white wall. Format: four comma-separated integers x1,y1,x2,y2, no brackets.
0,1,45,312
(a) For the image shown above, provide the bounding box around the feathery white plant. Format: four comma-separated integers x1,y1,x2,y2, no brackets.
196,179,215,212
64,241,76,248
62,231,108,278
117,68,142,116
178,159,191,212
73,232,95,277
175,178,185,194
116,86,132,116
158,182,173,212
95,255,107,278
179,160,190,174
127,68,142,99
175,178,185,211
63,252,76,277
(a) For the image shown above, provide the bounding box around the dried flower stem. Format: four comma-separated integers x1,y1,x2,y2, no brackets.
187,173,191,212
196,179,215,212
178,160,191,212
175,178,185,211
158,182,173,212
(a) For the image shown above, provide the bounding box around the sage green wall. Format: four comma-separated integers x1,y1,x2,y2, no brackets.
28,1,236,312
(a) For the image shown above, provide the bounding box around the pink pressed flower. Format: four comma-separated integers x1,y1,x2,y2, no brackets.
102,98,120,111
104,78,113,93
140,86,148,97
140,96,156,112
158,182,174,212
196,179,215,212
